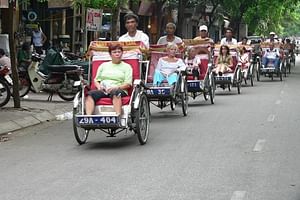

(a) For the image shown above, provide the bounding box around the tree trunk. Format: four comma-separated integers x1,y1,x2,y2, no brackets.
176,0,185,37
111,7,120,40
9,1,21,108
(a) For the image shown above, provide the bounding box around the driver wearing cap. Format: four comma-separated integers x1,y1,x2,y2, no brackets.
194,25,214,44
194,25,214,54
266,32,279,43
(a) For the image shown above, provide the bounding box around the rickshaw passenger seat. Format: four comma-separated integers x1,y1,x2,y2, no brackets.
89,58,140,105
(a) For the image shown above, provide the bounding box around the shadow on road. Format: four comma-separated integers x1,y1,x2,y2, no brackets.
21,98,68,104
78,133,139,150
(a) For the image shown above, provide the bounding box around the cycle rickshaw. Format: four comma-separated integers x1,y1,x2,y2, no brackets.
144,43,188,116
183,39,215,104
212,44,242,94
238,44,255,86
257,42,283,81
72,41,150,145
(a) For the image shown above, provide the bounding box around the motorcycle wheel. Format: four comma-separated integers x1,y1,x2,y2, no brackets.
0,79,11,107
18,76,31,97
58,90,77,101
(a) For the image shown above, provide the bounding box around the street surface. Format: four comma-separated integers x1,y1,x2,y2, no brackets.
0,59,300,200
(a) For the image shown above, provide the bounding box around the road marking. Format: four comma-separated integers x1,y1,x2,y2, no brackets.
275,100,281,105
267,114,276,122
231,191,247,200
280,90,284,97
253,139,266,152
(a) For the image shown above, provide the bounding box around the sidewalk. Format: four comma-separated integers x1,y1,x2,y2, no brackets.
0,93,73,135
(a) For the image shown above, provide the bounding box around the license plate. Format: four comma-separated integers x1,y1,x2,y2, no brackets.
73,80,81,86
146,88,170,95
187,81,201,88
4,75,12,85
216,76,231,81
76,116,118,125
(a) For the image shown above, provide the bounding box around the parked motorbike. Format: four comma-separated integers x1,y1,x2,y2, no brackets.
20,49,84,101
0,66,12,107
60,51,89,79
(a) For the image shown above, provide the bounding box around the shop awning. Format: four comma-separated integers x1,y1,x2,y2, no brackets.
0,0,9,8
48,0,73,9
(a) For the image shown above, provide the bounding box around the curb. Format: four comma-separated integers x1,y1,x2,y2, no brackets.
0,107,73,136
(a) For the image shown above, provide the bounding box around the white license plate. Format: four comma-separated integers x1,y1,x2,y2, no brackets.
77,116,118,125
4,75,12,85
73,80,81,86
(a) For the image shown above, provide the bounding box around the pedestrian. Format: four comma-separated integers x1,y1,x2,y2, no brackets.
17,42,32,70
157,22,182,45
0,48,11,74
118,13,150,48
32,25,47,54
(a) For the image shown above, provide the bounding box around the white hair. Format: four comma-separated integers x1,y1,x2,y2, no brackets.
166,42,178,50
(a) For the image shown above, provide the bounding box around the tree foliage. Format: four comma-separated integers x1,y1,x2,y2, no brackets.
167,0,300,37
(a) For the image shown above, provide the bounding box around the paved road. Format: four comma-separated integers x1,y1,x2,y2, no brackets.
0,59,300,200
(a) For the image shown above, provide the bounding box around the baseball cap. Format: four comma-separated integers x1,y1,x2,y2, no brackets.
269,32,276,35
199,25,208,32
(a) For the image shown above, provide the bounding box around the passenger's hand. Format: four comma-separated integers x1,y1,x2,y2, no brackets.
106,86,119,93
96,85,105,91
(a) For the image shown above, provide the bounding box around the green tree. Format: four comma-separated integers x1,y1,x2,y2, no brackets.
244,0,300,36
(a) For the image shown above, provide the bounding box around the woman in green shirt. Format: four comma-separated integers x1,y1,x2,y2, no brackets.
85,44,133,116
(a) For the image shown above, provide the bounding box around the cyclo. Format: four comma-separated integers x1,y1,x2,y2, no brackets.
237,44,255,86
144,43,188,116
212,44,242,94
282,41,295,74
72,41,150,145
257,42,283,81
182,39,215,104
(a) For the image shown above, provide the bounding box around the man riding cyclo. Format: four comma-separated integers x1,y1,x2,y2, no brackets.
283,38,295,56
157,22,183,45
181,25,215,103
220,27,237,45
184,25,215,78
118,13,150,49
266,32,280,43
193,25,214,55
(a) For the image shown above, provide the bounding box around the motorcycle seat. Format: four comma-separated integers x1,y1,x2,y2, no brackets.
47,65,81,73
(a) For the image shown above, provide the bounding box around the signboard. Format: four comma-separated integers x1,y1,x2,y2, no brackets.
86,8,103,32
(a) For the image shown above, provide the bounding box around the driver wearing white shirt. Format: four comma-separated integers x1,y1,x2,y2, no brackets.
118,13,150,48
220,28,237,45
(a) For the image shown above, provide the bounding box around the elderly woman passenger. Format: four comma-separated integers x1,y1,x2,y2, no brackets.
153,43,186,87
85,44,132,117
